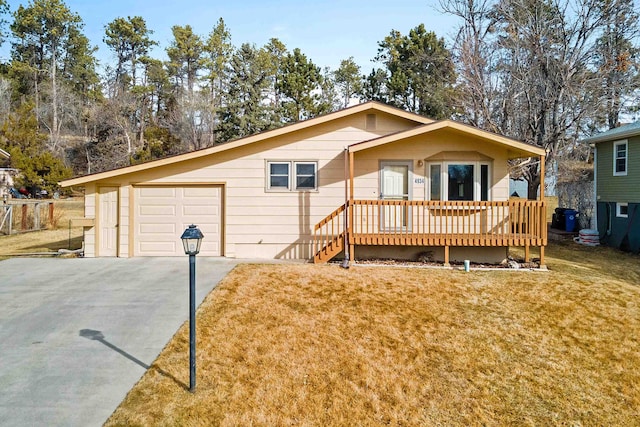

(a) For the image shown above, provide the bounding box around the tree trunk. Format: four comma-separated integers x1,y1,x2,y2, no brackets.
527,178,539,200
51,52,59,149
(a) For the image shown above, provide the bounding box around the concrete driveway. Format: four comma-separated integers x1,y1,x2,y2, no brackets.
0,257,238,427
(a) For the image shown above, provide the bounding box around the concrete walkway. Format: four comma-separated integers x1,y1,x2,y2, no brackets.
0,257,238,427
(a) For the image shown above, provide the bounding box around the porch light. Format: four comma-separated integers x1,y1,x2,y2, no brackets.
181,224,204,255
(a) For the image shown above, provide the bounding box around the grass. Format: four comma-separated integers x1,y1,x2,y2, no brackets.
0,198,85,259
105,240,640,426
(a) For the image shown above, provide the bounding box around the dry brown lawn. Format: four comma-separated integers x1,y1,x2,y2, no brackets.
0,198,84,258
105,241,640,426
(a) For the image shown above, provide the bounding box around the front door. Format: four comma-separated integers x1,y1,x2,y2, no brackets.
380,162,411,231
99,186,118,256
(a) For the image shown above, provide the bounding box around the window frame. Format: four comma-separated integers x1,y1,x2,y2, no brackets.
613,140,628,176
427,160,492,201
266,160,318,192
616,202,629,218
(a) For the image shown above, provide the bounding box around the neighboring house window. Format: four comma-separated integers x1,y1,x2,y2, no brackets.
613,140,628,176
267,161,317,191
617,202,629,218
428,161,491,201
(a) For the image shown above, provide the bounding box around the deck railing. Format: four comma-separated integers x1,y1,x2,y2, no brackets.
313,204,346,262
313,200,546,263
350,199,546,246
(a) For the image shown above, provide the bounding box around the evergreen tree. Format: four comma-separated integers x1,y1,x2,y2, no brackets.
104,16,156,95
10,0,87,147
217,43,271,141
277,48,322,122
264,37,288,125
0,0,9,48
334,57,362,108
203,18,233,145
374,24,456,118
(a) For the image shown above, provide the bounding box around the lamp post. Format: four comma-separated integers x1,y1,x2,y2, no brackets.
180,224,204,393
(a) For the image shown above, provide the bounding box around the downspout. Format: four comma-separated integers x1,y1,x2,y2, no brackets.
341,147,350,268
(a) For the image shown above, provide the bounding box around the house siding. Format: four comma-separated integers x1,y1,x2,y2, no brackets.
596,136,640,202
596,201,640,253
82,112,421,259
78,110,527,260
351,131,511,201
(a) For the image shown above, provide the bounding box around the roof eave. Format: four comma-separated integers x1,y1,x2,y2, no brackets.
583,129,640,144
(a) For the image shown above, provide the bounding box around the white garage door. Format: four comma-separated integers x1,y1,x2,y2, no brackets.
134,186,222,256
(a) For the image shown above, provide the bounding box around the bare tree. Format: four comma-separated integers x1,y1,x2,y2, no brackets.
442,0,620,199
440,0,500,132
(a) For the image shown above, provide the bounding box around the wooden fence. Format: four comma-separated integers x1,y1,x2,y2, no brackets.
0,201,55,235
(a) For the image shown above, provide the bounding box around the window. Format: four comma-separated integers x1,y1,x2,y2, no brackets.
267,161,317,191
295,163,317,189
429,161,491,201
429,164,441,201
269,163,289,189
614,140,628,176
617,202,629,218
448,164,474,200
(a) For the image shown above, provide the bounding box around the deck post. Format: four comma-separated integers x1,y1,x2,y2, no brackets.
539,154,545,202
342,148,350,266
349,151,355,262
444,245,450,267
524,244,530,262
539,153,546,268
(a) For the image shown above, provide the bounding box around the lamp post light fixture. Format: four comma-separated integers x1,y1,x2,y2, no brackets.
180,224,204,393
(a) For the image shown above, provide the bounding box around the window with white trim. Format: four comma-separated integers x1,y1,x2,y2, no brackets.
617,202,629,218
267,161,317,191
428,161,491,201
614,140,628,176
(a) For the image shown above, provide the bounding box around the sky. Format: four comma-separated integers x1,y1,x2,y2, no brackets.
2,0,461,73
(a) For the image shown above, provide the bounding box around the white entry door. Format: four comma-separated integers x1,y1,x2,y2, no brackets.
380,162,411,231
99,186,118,256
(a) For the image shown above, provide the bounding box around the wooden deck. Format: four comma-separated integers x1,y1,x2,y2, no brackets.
314,200,547,264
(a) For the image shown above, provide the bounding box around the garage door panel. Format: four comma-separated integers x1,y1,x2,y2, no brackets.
139,187,176,197
183,187,220,197
139,223,176,234
139,205,176,216
183,205,218,216
135,186,222,257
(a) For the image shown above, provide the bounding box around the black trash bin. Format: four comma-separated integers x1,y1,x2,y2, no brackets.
552,207,569,230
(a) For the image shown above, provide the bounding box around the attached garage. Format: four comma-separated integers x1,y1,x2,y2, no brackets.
133,185,223,256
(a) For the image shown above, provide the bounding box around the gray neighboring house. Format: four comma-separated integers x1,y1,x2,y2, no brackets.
583,122,640,252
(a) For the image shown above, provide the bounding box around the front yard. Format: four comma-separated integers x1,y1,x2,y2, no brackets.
105,241,640,426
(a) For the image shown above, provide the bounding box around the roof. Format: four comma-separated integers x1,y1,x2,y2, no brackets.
581,121,640,144
61,101,433,187
0,148,9,159
348,120,545,158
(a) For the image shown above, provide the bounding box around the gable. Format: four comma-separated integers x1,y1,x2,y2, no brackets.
349,120,545,159
61,102,432,187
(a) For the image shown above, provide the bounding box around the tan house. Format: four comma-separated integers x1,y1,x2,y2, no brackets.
60,102,547,265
